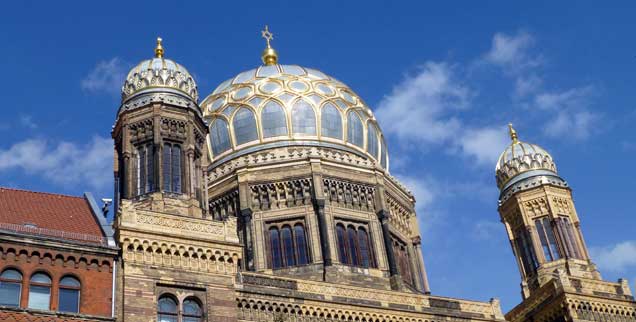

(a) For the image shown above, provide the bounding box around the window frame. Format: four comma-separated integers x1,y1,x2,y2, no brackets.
266,219,311,269
28,272,51,311
58,275,81,313
162,142,184,194
334,220,376,268
0,268,22,307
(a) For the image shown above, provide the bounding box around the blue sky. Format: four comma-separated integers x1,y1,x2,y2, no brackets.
1,0,634,311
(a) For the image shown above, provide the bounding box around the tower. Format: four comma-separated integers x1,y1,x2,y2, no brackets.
496,124,636,322
112,38,241,322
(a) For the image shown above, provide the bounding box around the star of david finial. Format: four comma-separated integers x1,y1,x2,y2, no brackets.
260,25,278,65
261,25,274,48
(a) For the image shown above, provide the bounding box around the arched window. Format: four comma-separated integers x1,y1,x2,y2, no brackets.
336,224,348,264
321,103,342,139
281,226,296,267
135,144,154,195
347,226,359,266
28,272,51,310
269,227,282,269
162,143,182,193
58,276,80,313
535,218,561,261
291,99,317,135
357,228,372,268
347,112,364,148
182,298,203,322
233,107,258,145
59,276,80,312
294,224,308,265
380,136,388,169
367,123,379,159
158,295,178,322
0,269,22,307
210,118,231,156
261,101,288,138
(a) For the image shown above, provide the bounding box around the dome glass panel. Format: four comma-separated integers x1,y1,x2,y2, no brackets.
292,99,317,135
233,87,252,100
321,103,342,139
316,83,335,96
367,123,379,159
261,101,288,138
282,65,305,76
210,118,231,156
347,112,364,148
380,137,388,168
260,81,282,94
232,107,258,145
257,65,280,77
234,69,256,84
289,81,309,92
221,106,236,117
209,97,226,112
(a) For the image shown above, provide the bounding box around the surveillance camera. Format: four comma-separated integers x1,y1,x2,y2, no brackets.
101,198,113,204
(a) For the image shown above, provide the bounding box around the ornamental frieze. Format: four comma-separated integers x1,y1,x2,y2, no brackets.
135,213,224,236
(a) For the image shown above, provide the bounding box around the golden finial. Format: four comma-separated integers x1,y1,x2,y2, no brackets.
261,25,278,65
508,123,519,143
155,37,164,58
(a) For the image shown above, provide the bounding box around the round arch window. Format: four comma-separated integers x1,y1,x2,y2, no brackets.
59,276,81,313
0,268,22,307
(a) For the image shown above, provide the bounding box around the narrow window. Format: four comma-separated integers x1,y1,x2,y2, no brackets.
58,276,80,313
157,295,178,322
163,144,171,192
182,298,203,322
135,145,154,195
232,107,258,145
261,101,288,138
0,269,22,307
294,224,309,265
357,228,371,268
535,218,561,261
281,226,296,267
347,226,359,266
367,123,379,159
336,224,349,264
171,145,181,193
28,273,51,310
163,144,183,193
347,112,364,148
210,118,231,156
515,228,538,274
269,227,282,269
563,217,582,259
320,103,342,139
292,99,317,135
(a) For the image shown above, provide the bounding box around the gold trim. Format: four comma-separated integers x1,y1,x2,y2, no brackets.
155,37,164,58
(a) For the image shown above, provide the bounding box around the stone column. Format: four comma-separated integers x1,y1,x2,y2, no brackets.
315,200,331,266
240,208,254,271
411,236,431,294
378,210,399,286
238,171,254,270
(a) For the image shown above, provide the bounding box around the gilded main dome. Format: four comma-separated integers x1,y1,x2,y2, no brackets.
201,63,389,170
121,38,198,103
495,124,557,190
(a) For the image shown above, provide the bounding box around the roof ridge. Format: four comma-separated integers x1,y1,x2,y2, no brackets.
0,186,84,200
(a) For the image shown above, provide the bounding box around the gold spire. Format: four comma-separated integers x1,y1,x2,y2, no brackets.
155,37,164,58
261,25,278,65
508,123,519,143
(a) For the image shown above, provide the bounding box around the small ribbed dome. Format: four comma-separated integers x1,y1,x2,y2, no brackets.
201,64,389,170
121,38,198,103
495,125,557,190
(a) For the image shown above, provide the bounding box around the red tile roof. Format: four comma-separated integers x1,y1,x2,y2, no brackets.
0,187,105,244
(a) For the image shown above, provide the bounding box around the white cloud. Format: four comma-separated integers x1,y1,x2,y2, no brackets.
534,86,595,110
376,62,469,144
543,110,598,140
0,136,113,190
514,75,542,97
81,57,127,95
485,31,540,71
457,126,509,166
590,241,636,272
394,174,435,215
